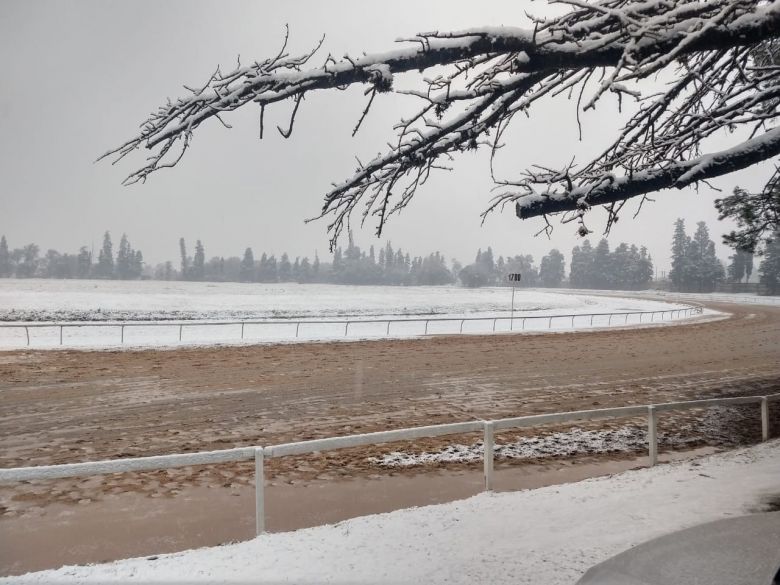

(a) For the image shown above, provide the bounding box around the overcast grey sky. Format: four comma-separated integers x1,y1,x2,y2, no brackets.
0,0,771,272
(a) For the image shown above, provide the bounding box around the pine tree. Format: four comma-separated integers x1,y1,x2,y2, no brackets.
278,253,292,281
636,246,654,289
482,247,495,271
592,239,611,289
759,232,780,295
669,219,689,291
539,249,565,287
727,249,747,283
299,257,312,283
192,240,205,280
569,240,594,288
17,243,40,278
77,246,91,278
745,252,754,283
292,257,301,281
116,234,131,279
179,238,189,280
610,243,631,289
332,247,344,281
267,255,278,282
686,222,724,292
131,250,144,279
239,248,255,282
312,252,320,282
451,258,463,280
96,231,114,278
706,241,725,290
0,236,10,277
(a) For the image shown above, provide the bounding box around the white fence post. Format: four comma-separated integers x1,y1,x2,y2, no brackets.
647,405,658,466
761,397,769,442
255,447,265,535
121,325,125,344
483,422,495,491
25,326,30,346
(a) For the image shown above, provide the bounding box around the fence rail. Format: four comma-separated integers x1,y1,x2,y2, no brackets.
651,294,780,305
1,393,776,535
0,305,702,347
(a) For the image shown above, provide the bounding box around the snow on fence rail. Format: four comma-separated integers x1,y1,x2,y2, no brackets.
648,293,780,306
0,305,702,347
1,393,776,536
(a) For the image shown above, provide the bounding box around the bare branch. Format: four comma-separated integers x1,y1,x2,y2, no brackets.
101,0,780,244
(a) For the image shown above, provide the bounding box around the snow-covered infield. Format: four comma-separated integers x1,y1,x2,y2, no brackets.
6,441,778,584
0,280,706,349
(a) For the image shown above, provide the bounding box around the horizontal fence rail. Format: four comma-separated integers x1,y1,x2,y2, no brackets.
1,393,777,535
661,295,780,305
0,305,702,347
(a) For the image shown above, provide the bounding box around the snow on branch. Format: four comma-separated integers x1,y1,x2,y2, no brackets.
102,0,780,244
509,125,780,219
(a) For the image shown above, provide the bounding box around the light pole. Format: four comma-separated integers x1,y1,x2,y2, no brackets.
508,273,521,330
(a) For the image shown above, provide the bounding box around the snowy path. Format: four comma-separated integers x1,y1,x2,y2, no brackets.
6,441,779,584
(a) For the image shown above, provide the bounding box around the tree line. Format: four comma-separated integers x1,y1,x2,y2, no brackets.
0,232,143,280
0,230,632,290
4,222,777,293
665,219,780,294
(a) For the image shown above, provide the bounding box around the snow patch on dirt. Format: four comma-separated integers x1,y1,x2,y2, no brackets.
370,407,749,468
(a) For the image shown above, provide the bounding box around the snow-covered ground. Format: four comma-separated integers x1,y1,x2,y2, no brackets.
0,279,701,349
6,441,778,585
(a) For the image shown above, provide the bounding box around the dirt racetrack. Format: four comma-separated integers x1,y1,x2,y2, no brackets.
1,299,779,573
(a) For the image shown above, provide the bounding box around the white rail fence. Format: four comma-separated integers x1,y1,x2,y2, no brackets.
651,294,780,306
1,305,702,347
1,393,776,536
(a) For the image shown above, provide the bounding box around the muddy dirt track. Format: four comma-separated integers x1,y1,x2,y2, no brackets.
1,302,778,472
0,302,778,467
0,300,779,573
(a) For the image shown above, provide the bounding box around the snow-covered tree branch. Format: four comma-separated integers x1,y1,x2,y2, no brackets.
103,0,780,245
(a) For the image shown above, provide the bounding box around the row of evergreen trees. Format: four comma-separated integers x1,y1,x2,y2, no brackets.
669,220,726,293
0,232,143,280
172,237,456,286
457,247,567,288
569,240,654,290
10,222,777,292
0,233,655,290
